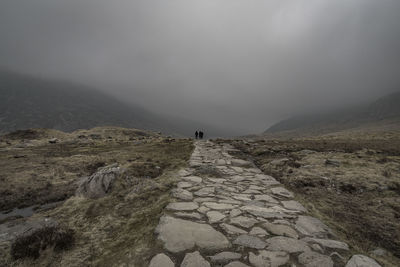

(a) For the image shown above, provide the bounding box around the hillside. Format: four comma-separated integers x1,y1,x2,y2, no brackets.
265,91,400,136
0,71,230,137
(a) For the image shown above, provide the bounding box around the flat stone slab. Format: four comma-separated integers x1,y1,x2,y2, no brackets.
302,237,349,250
174,212,203,220
204,202,235,210
345,255,381,267
231,159,253,168
172,188,193,201
266,236,310,253
230,216,258,229
178,182,193,189
156,216,230,253
262,222,299,239
249,227,268,237
209,252,242,263
270,187,294,198
298,251,334,267
249,251,289,267
183,176,203,183
149,253,174,267
181,251,210,267
207,211,226,223
233,234,267,249
224,262,250,267
166,202,199,211
220,223,248,235
295,216,332,238
281,200,307,212
254,194,279,204
240,205,294,219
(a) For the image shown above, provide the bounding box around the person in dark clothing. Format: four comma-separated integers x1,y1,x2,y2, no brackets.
199,131,204,139
195,131,199,139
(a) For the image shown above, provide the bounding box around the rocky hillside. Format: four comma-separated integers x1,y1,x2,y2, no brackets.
265,91,400,136
0,70,229,137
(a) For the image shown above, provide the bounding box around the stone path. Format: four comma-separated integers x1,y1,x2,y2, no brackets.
150,141,381,267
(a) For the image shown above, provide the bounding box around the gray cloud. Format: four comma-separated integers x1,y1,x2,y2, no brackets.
1,0,399,134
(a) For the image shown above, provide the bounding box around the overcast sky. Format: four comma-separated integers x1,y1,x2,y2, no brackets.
1,0,399,134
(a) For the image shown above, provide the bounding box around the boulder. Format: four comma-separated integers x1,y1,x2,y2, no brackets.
149,253,174,267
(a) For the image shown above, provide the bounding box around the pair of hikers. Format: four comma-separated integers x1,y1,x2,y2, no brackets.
195,131,204,139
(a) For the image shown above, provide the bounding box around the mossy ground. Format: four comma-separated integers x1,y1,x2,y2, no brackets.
0,127,193,266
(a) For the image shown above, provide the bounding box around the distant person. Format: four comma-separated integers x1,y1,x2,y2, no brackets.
195,131,199,139
199,131,204,139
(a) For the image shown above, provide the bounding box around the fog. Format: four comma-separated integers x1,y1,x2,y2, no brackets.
1,0,400,134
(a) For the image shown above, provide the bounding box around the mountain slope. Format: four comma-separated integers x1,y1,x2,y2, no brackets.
0,71,229,137
265,91,400,136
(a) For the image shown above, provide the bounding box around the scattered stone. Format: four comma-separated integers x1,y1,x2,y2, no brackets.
371,248,387,257
266,236,310,253
183,176,203,183
76,164,122,198
204,202,235,210
174,212,203,220
220,223,248,235
207,211,226,223
302,237,349,251
194,187,216,197
209,252,242,263
156,216,230,253
177,182,193,189
231,166,244,173
249,227,268,237
295,216,332,238
298,251,334,267
230,216,258,229
172,188,193,201
231,159,253,168
270,187,294,198
345,255,381,267
233,194,253,202
48,138,58,144
216,159,226,166
233,234,266,249
178,169,191,177
166,202,199,211
249,250,289,267
198,206,211,214
224,261,250,267
281,200,307,212
181,251,210,267
149,253,174,267
262,222,299,239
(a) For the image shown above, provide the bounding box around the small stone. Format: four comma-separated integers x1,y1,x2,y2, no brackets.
208,178,226,183
230,209,242,217
178,182,193,189
166,202,199,211
231,159,253,167
249,227,268,237
249,250,289,267
207,211,226,223
302,237,349,251
298,251,334,267
281,200,307,212
262,222,299,239
240,205,294,219
345,255,381,267
209,252,242,263
295,216,332,238
230,216,258,229
198,206,211,214
183,176,203,183
172,188,193,201
224,262,250,267
174,212,203,220
181,251,210,267
220,223,248,235
371,248,387,257
149,253,174,267
270,187,294,198
266,236,310,253
204,202,235,210
194,197,216,203
233,234,267,249
194,187,216,197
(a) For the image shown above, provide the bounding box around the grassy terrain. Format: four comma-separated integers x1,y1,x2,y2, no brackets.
222,131,400,267
0,127,193,266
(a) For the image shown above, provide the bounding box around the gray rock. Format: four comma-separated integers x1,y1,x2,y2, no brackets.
207,211,226,223
295,216,332,238
48,138,58,144
233,234,267,249
149,253,174,267
209,252,242,263
302,237,349,251
230,209,242,217
371,248,387,257
166,202,199,211
194,187,216,197
231,159,253,168
172,188,193,201
177,182,193,189
240,205,294,219
76,164,122,198
220,223,248,235
224,262,250,267
254,195,279,204
181,251,210,267
262,222,299,239
270,187,294,198
345,255,381,267
204,202,235,210
156,216,230,253
266,236,310,253
298,251,334,267
249,250,289,267
174,212,203,220
281,200,307,212
183,176,203,183
230,216,258,229
249,227,268,237
270,158,289,166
